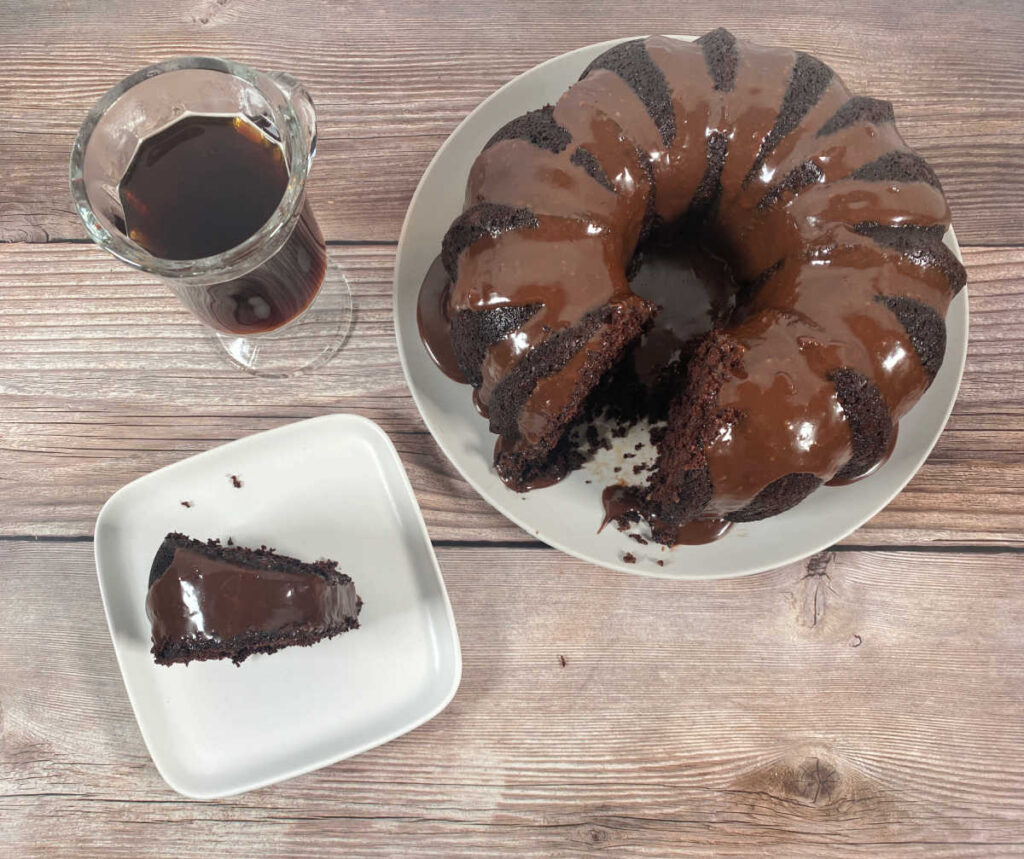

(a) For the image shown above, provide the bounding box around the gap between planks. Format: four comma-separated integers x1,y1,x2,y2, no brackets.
0,534,1021,555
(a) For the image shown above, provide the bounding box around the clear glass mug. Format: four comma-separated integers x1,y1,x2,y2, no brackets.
69,57,351,376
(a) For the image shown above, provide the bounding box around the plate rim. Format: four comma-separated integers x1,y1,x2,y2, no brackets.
393,36,969,581
93,413,463,798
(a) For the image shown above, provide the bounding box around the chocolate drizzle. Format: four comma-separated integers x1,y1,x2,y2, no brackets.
851,150,944,189
485,105,571,153
600,484,643,533
745,52,834,184
818,96,894,136
441,203,538,281
421,30,962,545
580,39,676,145
417,254,467,382
673,516,733,544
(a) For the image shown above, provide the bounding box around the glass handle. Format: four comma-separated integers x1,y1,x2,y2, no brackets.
270,71,317,164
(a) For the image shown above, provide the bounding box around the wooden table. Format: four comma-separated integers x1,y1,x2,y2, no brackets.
2,2,1022,855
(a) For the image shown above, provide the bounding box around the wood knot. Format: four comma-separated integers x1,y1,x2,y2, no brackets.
731,748,867,813
191,0,231,25
0,226,51,242
805,550,835,579
792,551,837,629
573,824,612,846
793,757,841,805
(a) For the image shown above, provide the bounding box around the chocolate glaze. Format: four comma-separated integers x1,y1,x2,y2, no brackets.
600,484,642,533
599,484,731,545
672,516,734,545
452,216,645,418
499,434,571,490
826,424,899,486
424,30,963,542
417,254,467,382
146,542,359,661
472,386,489,418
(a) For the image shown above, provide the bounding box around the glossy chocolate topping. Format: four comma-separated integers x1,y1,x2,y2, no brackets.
599,484,640,533
424,29,963,534
417,254,467,382
451,216,636,412
672,516,734,545
146,545,359,647
827,423,899,486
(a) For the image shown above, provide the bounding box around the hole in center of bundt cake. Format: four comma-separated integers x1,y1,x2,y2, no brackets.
562,237,742,434
626,240,739,404
504,237,745,492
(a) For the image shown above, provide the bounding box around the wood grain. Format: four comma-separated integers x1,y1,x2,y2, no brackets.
1,0,1022,245
1,2,1022,854
0,242,1021,546
1,540,1022,857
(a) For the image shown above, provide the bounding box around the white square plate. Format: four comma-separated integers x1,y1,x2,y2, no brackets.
94,414,461,799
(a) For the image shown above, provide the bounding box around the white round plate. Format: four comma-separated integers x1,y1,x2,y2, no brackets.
393,36,968,580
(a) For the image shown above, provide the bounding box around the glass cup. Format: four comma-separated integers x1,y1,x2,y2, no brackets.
70,56,352,377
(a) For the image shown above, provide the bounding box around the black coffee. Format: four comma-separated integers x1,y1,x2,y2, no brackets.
120,114,288,260
119,114,326,335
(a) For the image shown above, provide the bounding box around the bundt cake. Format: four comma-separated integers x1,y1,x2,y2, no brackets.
419,29,965,544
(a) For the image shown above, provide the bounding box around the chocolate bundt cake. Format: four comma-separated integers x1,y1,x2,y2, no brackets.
425,29,965,543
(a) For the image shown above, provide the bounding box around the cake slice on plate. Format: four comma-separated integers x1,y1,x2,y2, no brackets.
145,533,361,666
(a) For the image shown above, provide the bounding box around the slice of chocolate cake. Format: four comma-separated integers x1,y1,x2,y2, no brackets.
146,533,361,666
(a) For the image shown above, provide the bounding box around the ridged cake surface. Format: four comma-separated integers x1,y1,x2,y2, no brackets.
429,29,965,541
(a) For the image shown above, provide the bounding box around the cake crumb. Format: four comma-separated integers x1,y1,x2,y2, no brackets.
622,552,637,564
623,452,635,459
613,466,621,473
628,533,649,545
634,442,643,451
230,474,243,488
558,654,567,668
656,559,665,567
180,501,192,508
